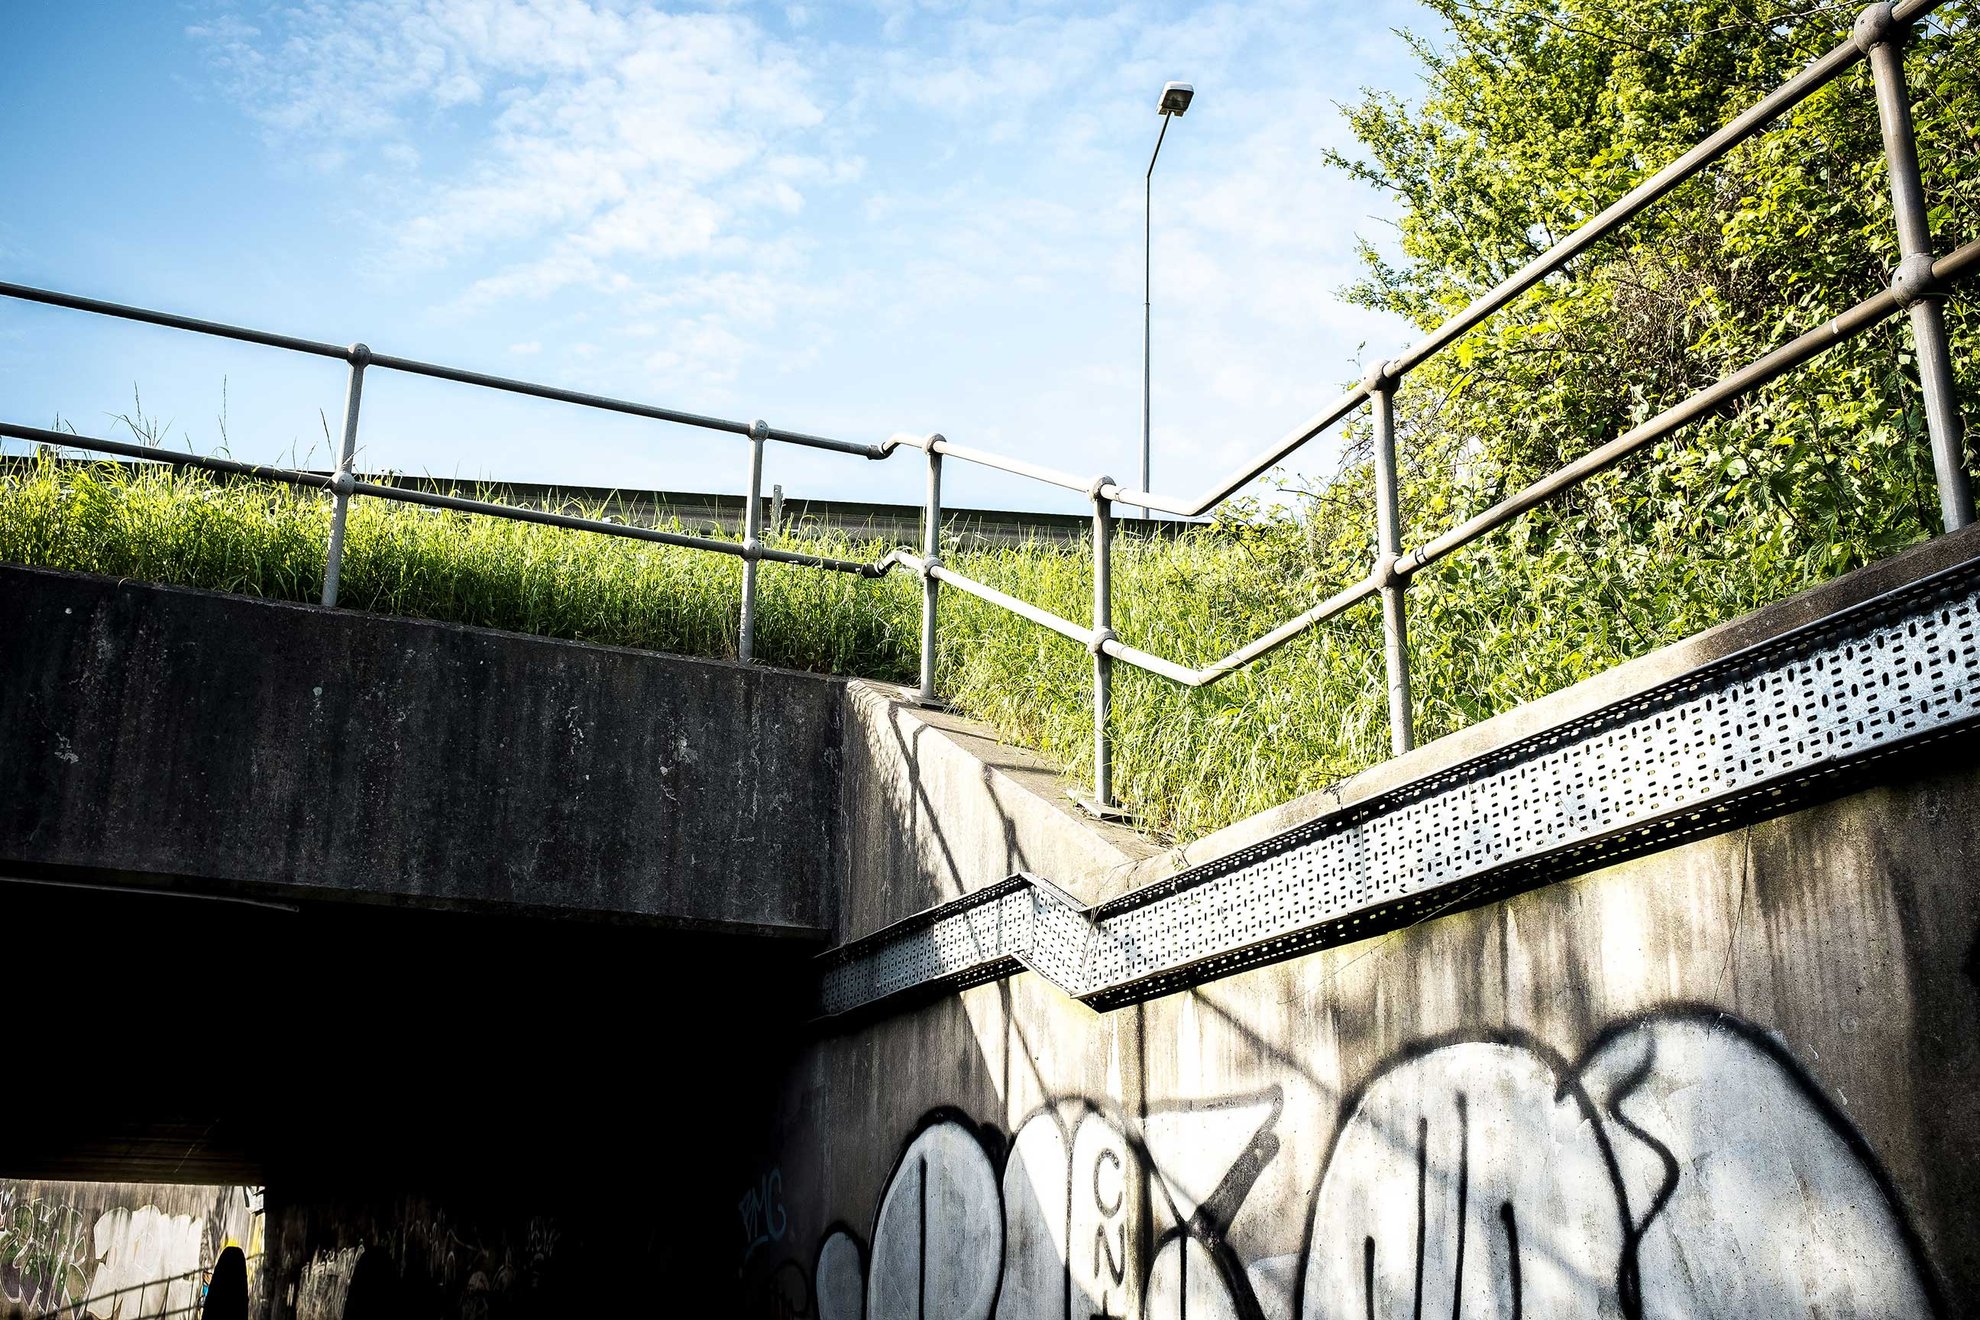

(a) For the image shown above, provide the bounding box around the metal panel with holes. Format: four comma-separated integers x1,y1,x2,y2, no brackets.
817,557,1980,1019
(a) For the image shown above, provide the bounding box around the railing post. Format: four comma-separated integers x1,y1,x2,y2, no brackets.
918,437,945,705
1368,362,1416,755
739,419,767,662
321,343,369,608
1860,1,1973,532
1090,478,1119,810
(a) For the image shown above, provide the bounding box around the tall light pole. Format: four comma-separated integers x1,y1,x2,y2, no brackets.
1142,80,1193,519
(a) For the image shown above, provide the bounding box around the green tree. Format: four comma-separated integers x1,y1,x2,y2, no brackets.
1317,0,1980,733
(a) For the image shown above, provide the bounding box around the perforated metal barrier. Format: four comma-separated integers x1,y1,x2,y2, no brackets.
819,552,1980,1017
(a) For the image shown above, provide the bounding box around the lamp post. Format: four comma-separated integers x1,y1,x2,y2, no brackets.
1142,80,1193,519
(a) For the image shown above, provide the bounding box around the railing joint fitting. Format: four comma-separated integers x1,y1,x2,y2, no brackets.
1088,474,1115,505
1853,1,1903,53
919,554,941,578
1374,551,1405,592
748,418,769,442
1361,358,1400,396
1891,252,1944,307
1088,626,1118,657
742,539,763,560
347,342,372,369
330,470,356,496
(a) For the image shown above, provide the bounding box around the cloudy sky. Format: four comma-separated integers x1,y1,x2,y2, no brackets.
1,0,1423,512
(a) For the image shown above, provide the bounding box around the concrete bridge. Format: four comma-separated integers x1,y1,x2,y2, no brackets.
5,521,1980,1316
7,0,1978,1304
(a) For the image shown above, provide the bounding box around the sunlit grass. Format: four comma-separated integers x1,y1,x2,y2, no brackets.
0,452,1917,843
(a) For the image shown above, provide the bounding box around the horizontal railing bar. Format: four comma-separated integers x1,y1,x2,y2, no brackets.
0,421,338,488
351,479,891,572
0,280,351,359
1199,573,1386,680
1397,236,1978,576
896,551,1096,646
1101,573,1383,687
0,282,887,458
1941,233,1980,283
770,424,890,457
1100,637,1202,686
368,351,884,457
901,530,1391,689
1,423,896,577
346,478,739,557
760,543,904,577
926,437,1098,497
368,351,752,436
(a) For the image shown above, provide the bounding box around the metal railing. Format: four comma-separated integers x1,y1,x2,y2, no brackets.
1,0,1973,815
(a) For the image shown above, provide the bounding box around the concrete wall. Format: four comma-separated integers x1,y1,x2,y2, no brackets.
746,532,1980,1319
0,564,1158,939
0,1180,261,1320
835,681,1158,940
0,565,842,934
746,748,1980,1317
12,542,1980,1316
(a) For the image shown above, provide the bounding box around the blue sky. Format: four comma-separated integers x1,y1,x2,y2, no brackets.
1,0,1423,512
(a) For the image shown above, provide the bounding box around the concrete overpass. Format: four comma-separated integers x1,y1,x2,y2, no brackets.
3,8,1975,1304
5,526,1980,1315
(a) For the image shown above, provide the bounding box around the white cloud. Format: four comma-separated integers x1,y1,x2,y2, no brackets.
187,0,1420,496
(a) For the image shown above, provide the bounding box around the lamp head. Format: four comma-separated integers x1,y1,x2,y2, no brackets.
1158,82,1194,116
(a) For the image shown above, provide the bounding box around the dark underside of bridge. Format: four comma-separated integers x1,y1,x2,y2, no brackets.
1,879,814,1306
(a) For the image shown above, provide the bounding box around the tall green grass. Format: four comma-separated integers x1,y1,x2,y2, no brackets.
0,451,1921,842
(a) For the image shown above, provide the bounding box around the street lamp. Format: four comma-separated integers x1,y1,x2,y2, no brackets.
1142,81,1193,519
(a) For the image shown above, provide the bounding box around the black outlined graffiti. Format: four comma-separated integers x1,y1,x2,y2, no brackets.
861,1110,1006,1320
1140,1091,1282,1320
1299,1009,1941,1318
786,1008,1940,1320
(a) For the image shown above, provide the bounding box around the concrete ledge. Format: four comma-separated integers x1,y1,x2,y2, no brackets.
836,680,1157,940
0,565,843,934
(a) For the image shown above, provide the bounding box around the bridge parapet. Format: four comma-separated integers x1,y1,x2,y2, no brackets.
0,564,843,934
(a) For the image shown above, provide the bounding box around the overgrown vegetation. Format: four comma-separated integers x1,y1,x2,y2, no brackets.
2,0,1975,842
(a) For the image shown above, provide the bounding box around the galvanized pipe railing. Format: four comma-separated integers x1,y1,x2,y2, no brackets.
2,0,1972,819
322,344,368,607
739,420,769,662
1090,483,1118,810
917,438,944,706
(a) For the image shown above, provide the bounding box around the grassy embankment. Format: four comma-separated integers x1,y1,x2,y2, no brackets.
0,450,1929,842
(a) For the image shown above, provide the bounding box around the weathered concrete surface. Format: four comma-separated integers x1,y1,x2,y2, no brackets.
0,1180,262,1320
836,680,1157,940
0,564,842,933
0,566,1157,939
749,532,1980,1319
751,745,1980,1318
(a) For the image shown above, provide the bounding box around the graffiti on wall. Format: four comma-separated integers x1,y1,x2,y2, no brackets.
769,1008,1939,1319
288,1205,567,1320
0,1196,90,1315
0,1184,262,1320
741,1168,791,1266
